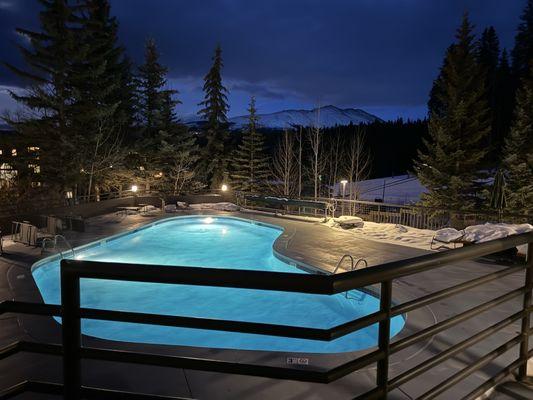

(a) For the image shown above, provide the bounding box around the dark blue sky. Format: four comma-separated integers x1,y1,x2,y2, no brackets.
0,0,526,120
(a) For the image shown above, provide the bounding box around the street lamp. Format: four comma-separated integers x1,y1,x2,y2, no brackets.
340,179,348,215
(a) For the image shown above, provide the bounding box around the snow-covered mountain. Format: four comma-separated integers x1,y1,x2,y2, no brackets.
185,105,381,130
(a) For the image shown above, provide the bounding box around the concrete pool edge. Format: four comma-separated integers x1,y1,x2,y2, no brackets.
20,212,431,370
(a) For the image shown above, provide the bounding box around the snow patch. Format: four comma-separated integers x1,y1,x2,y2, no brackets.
188,202,241,211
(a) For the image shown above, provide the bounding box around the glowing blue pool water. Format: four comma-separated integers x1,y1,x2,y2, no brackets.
32,216,404,353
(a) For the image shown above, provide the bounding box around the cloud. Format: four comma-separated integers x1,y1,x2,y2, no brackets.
0,0,526,120
0,1,14,10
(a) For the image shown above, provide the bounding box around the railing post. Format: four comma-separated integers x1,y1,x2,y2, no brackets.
60,260,81,399
518,242,532,381
377,280,393,398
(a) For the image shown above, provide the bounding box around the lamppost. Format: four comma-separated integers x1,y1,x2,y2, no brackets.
131,184,138,206
340,179,348,215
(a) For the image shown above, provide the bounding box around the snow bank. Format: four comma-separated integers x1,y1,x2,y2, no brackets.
463,223,533,243
324,220,435,250
189,202,240,212
164,202,240,212
434,223,533,244
434,227,465,243
325,220,532,254
328,216,364,229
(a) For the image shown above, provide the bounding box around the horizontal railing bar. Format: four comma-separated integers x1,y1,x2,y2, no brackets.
333,232,533,292
391,264,526,316
0,301,61,317
60,232,533,294
0,380,31,399
416,335,523,400
0,341,62,360
460,348,533,400
0,380,192,400
83,385,193,399
390,287,525,354
81,307,331,340
326,349,385,382
80,346,329,383
329,310,386,340
62,259,335,294
389,309,527,389
0,300,386,341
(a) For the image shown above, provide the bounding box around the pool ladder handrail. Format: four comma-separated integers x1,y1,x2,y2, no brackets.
333,254,368,299
41,234,75,259
333,254,368,274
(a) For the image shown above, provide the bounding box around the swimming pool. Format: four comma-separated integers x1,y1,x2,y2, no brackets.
32,216,405,353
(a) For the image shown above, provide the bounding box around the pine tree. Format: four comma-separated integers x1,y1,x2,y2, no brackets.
477,27,501,159
197,45,229,188
137,38,176,137
230,97,270,192
502,67,533,215
69,0,133,195
3,0,77,189
511,0,533,80
494,50,515,154
415,13,491,211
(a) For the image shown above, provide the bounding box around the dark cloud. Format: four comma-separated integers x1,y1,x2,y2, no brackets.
0,0,525,119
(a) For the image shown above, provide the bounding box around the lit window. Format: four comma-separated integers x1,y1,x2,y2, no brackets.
0,149,3,155
27,146,40,152
28,164,41,174
11,149,17,156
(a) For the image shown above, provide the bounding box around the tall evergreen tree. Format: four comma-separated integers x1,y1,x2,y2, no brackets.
511,0,533,80
137,38,176,137
197,45,229,187
135,39,179,184
502,67,533,215
477,26,500,158
230,97,270,192
493,50,515,154
415,13,491,211
3,0,77,189
69,0,133,195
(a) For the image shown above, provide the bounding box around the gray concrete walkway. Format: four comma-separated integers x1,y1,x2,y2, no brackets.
0,210,529,399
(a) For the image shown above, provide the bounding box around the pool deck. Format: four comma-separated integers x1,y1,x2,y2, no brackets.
0,210,530,399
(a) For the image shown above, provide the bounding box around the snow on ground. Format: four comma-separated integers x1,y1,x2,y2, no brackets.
324,218,436,250
332,174,427,204
324,218,532,254
187,202,241,211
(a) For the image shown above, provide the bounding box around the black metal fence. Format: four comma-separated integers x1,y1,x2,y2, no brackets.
236,192,531,230
1,232,532,399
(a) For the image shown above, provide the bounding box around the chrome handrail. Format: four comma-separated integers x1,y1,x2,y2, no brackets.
333,254,354,274
54,235,75,259
41,235,75,259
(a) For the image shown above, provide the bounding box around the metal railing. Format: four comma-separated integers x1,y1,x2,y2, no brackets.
0,232,532,399
237,192,531,230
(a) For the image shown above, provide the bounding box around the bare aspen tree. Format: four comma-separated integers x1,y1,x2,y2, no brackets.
345,127,371,210
85,114,124,198
307,107,325,200
297,126,303,198
327,130,343,196
271,129,297,197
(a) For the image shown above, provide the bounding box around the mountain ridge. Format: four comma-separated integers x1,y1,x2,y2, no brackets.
184,105,382,129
